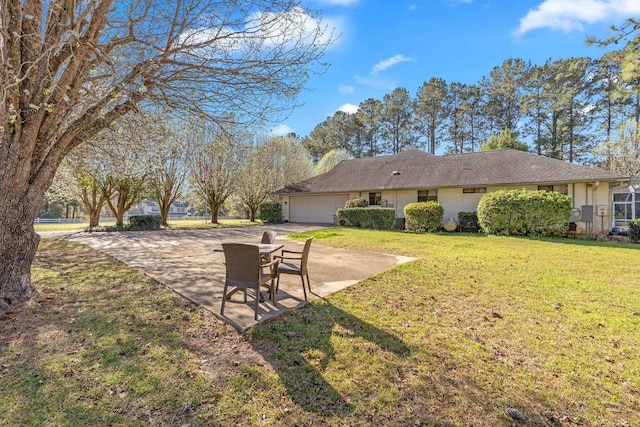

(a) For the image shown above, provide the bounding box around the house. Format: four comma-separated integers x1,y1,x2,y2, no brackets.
274,148,630,234
126,201,192,218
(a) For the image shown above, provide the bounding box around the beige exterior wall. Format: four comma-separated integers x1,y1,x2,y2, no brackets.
282,181,615,233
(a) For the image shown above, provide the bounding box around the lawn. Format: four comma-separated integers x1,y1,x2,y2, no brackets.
1,228,639,426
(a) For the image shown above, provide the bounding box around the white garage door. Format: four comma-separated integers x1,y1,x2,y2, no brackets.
289,194,349,223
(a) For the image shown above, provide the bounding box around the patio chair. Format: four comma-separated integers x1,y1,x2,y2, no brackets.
220,243,279,320
275,237,314,301
260,230,278,263
261,230,277,244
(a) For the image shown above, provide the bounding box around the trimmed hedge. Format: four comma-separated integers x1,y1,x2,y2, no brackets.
336,207,395,229
458,211,480,232
129,215,161,230
345,197,368,208
477,189,571,236
258,201,284,224
404,201,443,233
629,219,640,241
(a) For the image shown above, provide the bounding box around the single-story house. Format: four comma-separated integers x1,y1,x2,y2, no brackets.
126,201,191,217
274,148,630,234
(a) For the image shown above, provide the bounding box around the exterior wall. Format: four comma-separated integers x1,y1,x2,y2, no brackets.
392,190,419,218
281,181,616,233
438,188,482,222
568,183,611,234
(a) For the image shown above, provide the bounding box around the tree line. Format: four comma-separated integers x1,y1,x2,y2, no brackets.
301,49,640,175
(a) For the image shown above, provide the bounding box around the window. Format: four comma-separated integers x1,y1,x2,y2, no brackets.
462,188,487,194
369,192,382,206
613,192,636,226
538,185,568,195
417,190,437,202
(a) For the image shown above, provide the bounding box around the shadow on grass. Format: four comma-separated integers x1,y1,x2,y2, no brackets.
0,240,216,426
248,299,410,417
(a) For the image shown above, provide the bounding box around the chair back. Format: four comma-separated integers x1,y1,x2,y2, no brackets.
222,243,260,288
261,230,277,244
300,237,314,272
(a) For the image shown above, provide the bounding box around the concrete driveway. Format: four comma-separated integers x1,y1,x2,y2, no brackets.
49,224,413,332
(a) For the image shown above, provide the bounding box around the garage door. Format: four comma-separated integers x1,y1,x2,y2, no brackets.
289,194,349,223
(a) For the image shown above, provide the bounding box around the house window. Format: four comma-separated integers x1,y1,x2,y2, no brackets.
369,192,382,206
613,192,638,226
538,185,568,195
462,188,487,194
417,190,437,202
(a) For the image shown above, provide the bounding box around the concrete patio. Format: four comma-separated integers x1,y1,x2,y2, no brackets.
48,224,413,332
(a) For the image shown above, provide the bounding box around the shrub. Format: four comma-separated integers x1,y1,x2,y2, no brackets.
404,201,443,233
258,201,284,224
629,219,640,241
129,215,161,230
336,207,394,230
477,189,571,236
345,197,368,208
458,211,479,232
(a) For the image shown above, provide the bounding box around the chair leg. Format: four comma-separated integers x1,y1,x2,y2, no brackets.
270,280,276,304
305,273,311,293
300,275,307,301
254,286,259,320
220,284,227,315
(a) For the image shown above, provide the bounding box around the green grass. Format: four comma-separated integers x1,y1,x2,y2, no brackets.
1,228,639,426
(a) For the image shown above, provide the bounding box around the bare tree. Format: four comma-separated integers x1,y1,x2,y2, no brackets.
190,124,247,224
66,148,114,228
150,123,192,228
236,135,313,221
0,0,332,307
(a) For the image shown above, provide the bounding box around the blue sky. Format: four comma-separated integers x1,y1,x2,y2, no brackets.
270,0,640,139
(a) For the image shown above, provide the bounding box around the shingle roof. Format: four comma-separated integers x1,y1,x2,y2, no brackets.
275,148,629,194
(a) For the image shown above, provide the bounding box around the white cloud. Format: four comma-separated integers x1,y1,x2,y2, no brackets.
269,124,294,136
338,84,355,94
371,54,412,75
515,0,640,36
336,103,359,114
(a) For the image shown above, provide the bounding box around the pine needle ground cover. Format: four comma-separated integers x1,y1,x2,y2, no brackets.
1,230,638,425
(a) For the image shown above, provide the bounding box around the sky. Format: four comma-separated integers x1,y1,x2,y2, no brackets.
269,0,640,139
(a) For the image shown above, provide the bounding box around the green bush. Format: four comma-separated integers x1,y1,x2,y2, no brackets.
404,201,443,233
629,219,640,241
258,201,284,224
128,215,161,230
345,197,368,208
477,189,571,236
458,211,479,232
336,207,394,230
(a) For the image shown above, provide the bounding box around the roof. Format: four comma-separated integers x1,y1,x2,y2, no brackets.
275,148,629,195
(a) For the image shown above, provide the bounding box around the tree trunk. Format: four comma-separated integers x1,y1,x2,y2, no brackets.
211,207,219,224
0,187,41,307
81,187,106,228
